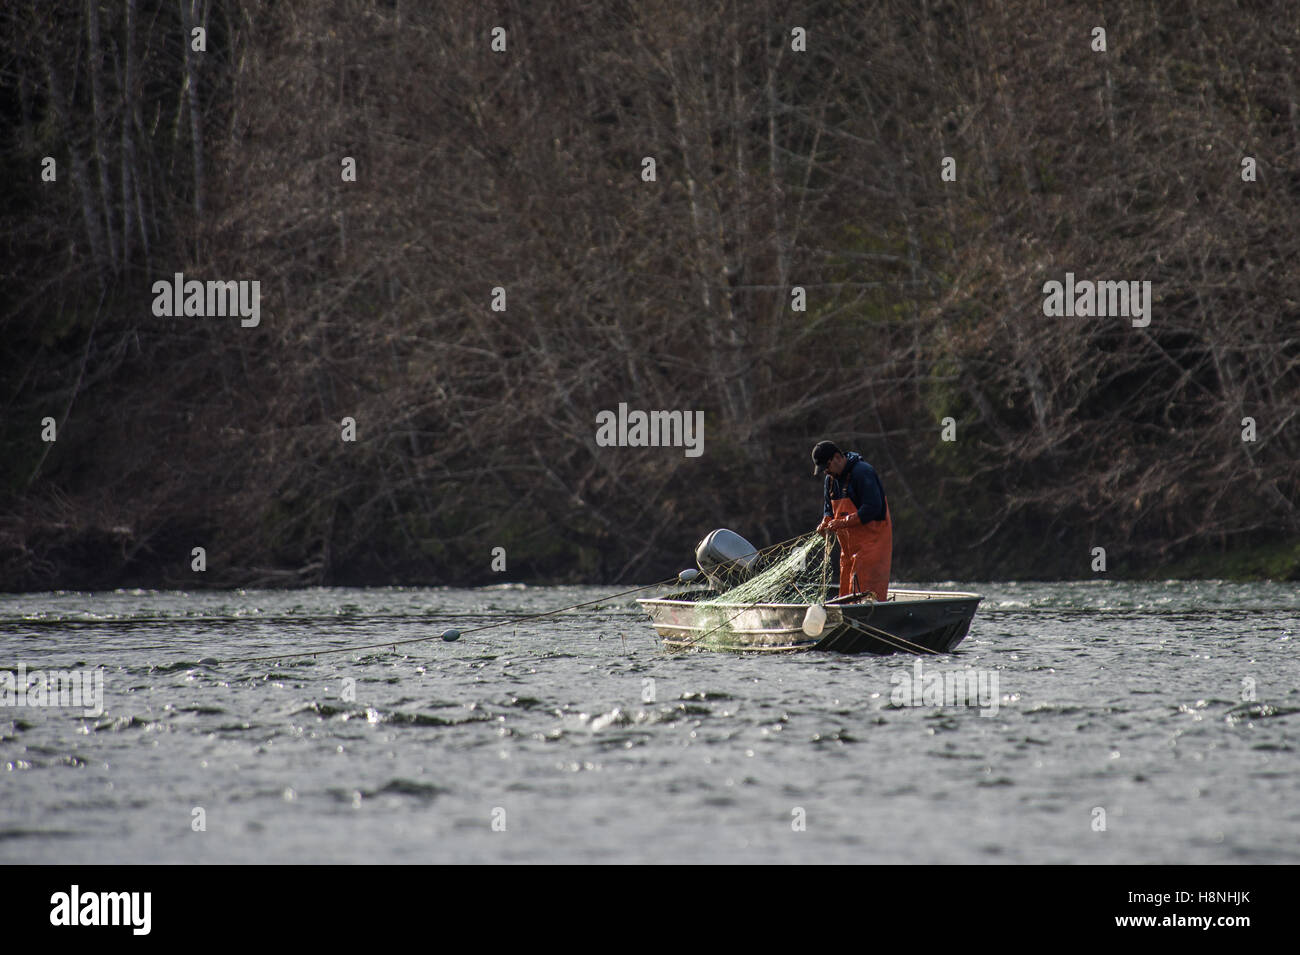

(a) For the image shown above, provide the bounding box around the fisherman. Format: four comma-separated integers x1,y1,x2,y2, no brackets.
811,440,892,600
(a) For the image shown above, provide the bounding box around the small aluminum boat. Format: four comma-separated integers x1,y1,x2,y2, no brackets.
638,586,982,654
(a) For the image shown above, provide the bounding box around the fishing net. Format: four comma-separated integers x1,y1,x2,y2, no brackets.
666,533,840,649
697,534,836,607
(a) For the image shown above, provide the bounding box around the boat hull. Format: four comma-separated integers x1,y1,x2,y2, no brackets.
637,587,982,654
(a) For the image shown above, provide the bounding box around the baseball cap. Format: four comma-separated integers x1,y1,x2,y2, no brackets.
811,440,840,476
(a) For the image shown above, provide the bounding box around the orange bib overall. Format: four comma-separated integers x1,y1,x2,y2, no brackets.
831,496,892,600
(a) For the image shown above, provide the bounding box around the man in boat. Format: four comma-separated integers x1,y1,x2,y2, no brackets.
812,440,892,600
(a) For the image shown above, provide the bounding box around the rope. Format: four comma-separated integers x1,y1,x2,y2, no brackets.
839,616,941,655
216,576,683,664
227,530,821,663
20,531,830,667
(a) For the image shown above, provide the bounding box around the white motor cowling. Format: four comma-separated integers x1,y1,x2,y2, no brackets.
695,529,759,590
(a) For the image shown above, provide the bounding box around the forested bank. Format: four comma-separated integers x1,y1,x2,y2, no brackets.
2,0,1297,590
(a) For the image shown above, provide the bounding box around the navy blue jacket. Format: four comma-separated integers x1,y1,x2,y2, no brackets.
823,451,888,524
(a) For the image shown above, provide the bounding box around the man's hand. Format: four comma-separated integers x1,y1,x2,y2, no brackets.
825,513,861,533
815,516,833,536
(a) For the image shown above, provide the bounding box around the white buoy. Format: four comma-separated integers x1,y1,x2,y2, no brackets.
802,604,827,637
678,569,701,583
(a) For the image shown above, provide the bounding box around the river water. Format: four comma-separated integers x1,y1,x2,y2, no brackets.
1,581,1296,863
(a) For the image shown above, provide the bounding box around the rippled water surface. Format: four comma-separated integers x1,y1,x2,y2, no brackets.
2,581,1297,863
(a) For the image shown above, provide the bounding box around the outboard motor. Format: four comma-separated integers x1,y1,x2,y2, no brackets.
694,529,759,590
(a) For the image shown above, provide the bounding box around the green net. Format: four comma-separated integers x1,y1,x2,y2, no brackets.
697,534,835,608
670,534,839,649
